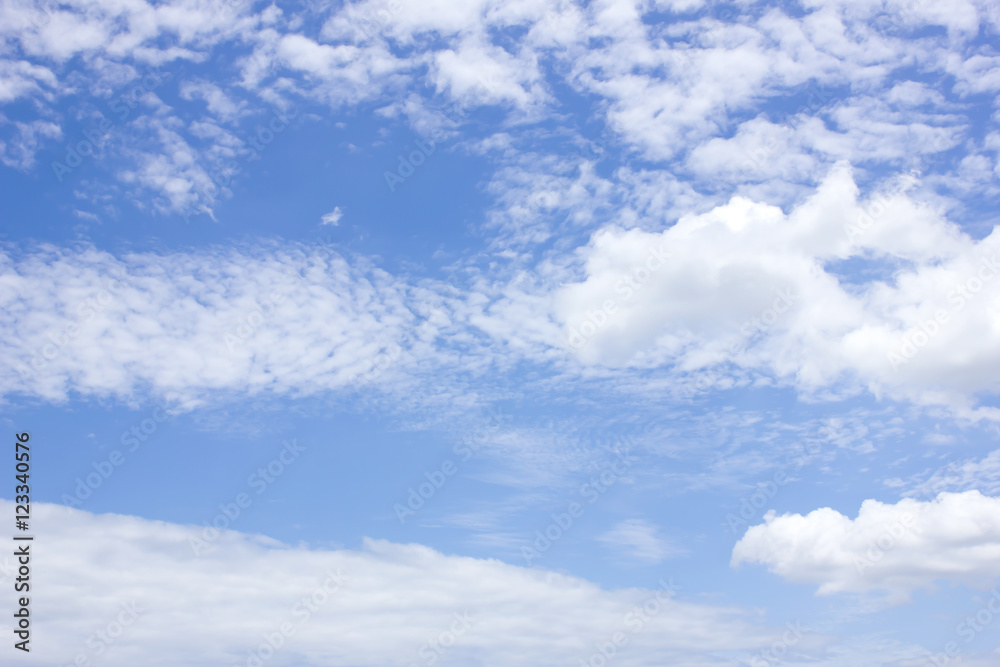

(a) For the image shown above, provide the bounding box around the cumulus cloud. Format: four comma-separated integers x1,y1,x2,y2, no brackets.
527,162,1000,415
5,159,1000,418
0,500,774,666
0,1,998,416
731,491,1000,602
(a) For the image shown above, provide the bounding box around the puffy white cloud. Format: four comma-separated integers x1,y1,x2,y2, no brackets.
731,491,1000,602
5,159,1000,417
0,0,998,416
527,162,1000,415
0,500,773,666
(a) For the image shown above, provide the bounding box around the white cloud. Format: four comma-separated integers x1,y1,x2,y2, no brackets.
320,206,343,226
486,162,1000,415
600,519,682,564
0,2,998,417
0,244,424,409
731,491,1000,602
0,59,57,103
5,158,1000,418
0,119,61,169
2,0,997,221
0,500,774,666
906,449,1000,499
179,80,247,122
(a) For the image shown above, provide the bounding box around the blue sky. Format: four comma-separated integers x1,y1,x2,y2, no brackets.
2,0,1000,665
